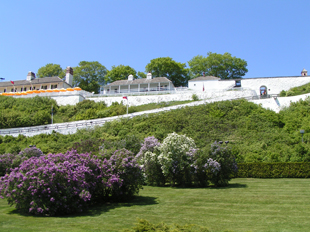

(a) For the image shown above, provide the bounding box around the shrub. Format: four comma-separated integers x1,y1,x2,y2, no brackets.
104,149,144,200
191,152,221,187
18,146,44,158
0,153,16,176
235,162,310,178
100,135,142,158
122,218,211,232
286,90,295,96
0,150,140,216
0,153,27,176
207,142,238,186
192,94,199,101
71,138,104,156
136,137,165,186
279,90,286,97
158,132,197,186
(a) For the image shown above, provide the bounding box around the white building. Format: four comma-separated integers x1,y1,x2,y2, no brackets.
0,67,74,93
102,72,174,94
188,69,310,98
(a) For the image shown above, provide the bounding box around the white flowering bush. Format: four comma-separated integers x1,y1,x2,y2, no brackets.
136,137,165,186
137,134,237,187
158,132,197,186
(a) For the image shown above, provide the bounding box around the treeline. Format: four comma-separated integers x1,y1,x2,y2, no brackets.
1,98,310,162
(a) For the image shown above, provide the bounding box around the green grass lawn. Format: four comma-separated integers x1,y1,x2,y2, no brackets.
1,178,310,232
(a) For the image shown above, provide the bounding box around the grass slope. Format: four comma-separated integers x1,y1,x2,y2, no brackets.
1,179,310,232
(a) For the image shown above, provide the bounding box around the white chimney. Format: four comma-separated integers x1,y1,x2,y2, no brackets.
26,71,36,81
301,68,308,76
147,72,152,80
128,74,134,81
65,66,73,86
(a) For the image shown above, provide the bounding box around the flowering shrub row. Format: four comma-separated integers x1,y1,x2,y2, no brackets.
137,133,237,187
0,149,143,216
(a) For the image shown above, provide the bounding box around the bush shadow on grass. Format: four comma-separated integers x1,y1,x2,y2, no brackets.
173,183,247,189
7,195,158,218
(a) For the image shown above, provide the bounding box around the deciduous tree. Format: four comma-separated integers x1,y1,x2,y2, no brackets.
145,57,189,87
37,63,65,79
106,65,137,83
73,61,107,93
188,52,248,79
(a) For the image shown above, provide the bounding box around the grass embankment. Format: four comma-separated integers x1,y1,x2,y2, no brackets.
0,178,310,232
280,81,310,97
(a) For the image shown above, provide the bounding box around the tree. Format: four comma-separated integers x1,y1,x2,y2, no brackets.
73,61,107,93
137,71,146,79
145,57,189,87
106,65,137,83
188,52,248,79
37,63,65,79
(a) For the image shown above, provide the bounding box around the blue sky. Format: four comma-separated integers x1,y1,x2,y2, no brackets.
1,0,310,81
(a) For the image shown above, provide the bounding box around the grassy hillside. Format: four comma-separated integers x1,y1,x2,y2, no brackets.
0,95,192,128
1,97,310,162
280,81,310,97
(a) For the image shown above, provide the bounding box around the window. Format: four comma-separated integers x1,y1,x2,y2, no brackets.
24,87,27,91
41,85,47,89
4,89,6,93
51,84,57,89
235,80,241,87
20,88,23,92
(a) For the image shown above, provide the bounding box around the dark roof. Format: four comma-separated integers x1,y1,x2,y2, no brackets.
0,76,65,87
105,77,172,87
189,76,220,81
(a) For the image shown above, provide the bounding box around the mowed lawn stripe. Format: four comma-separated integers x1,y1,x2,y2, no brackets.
1,178,310,232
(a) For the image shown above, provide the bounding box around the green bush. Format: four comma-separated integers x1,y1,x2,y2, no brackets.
192,94,199,101
279,90,286,97
235,162,310,178
286,90,295,96
122,218,211,232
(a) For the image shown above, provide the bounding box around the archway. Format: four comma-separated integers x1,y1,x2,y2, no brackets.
260,85,268,98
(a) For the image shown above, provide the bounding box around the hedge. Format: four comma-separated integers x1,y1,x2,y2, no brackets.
235,162,310,178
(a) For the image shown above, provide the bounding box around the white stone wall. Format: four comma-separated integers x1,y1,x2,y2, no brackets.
189,76,310,96
87,89,257,107
51,95,84,106
188,80,222,91
238,76,310,95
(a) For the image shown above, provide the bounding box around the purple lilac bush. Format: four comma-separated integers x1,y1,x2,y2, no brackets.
208,141,238,186
0,150,143,216
106,149,144,200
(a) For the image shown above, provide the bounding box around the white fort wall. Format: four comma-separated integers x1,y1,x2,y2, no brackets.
87,89,257,107
189,76,310,95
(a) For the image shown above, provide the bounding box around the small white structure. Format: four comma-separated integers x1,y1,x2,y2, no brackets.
102,72,174,94
188,70,310,98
